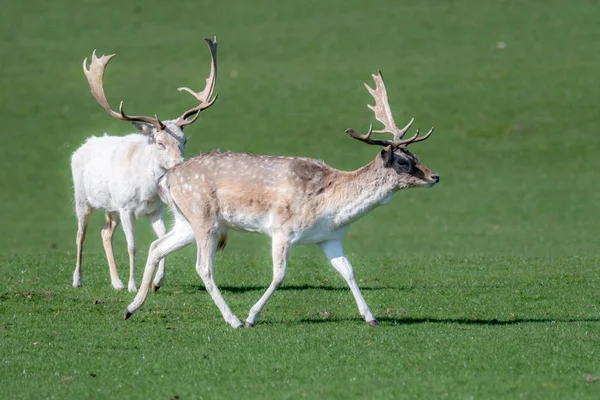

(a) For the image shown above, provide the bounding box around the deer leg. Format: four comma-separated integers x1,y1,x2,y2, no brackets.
73,203,93,288
195,232,243,328
245,233,290,327
119,211,137,292
148,210,167,292
101,212,124,290
318,239,377,326
124,217,195,319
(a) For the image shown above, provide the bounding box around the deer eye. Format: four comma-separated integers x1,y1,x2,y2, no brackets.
157,142,166,150
396,158,409,167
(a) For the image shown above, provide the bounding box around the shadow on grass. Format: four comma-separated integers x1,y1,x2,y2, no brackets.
179,284,386,293
296,316,600,325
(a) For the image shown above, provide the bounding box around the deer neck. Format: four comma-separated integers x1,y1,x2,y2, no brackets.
327,158,396,227
132,136,168,177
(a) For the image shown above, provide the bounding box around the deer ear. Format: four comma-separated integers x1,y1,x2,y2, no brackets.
132,122,154,137
380,146,394,167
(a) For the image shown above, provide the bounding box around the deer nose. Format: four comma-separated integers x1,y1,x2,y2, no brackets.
431,174,439,183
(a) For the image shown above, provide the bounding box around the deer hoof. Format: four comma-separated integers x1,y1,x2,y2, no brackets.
152,283,160,293
123,310,132,320
244,321,255,328
112,281,125,290
367,320,380,327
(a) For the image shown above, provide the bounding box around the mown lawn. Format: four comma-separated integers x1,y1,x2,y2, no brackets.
2,252,599,399
1,0,599,398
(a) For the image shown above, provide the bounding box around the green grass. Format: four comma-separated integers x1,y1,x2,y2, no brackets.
1,0,600,398
2,253,599,399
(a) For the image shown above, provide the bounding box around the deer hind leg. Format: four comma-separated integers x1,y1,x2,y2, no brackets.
101,212,124,290
124,212,195,319
318,239,377,326
147,210,167,292
73,201,93,288
119,210,137,292
196,229,242,328
245,233,291,327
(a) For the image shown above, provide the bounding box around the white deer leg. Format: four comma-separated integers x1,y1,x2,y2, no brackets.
124,218,195,319
245,233,290,327
148,210,167,292
119,211,137,292
101,212,124,290
318,239,378,326
196,232,243,328
73,202,93,288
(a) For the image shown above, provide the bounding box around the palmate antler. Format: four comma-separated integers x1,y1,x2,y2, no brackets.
83,51,166,131
83,37,218,132
175,36,218,128
346,70,433,147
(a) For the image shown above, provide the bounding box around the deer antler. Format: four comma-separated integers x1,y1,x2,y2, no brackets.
346,70,433,147
175,37,218,128
83,51,166,131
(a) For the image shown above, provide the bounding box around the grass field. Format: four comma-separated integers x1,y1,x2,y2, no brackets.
1,0,600,398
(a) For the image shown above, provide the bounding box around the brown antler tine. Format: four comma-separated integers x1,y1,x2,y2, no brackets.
345,124,373,141
393,126,435,147
175,36,218,127
394,128,421,147
394,117,415,141
346,124,396,147
117,101,165,131
117,100,126,118
176,93,219,126
409,127,434,144
155,114,166,131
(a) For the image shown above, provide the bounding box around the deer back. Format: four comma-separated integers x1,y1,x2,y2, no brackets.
163,151,344,233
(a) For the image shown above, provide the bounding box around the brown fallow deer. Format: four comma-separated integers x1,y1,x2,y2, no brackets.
124,70,439,327
71,38,217,292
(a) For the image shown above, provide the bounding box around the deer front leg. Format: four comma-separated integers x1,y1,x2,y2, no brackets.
195,232,243,328
318,239,378,326
245,233,291,327
119,211,137,292
124,220,195,319
147,210,167,292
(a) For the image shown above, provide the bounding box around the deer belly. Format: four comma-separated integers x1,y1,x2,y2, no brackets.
293,225,350,245
220,212,271,235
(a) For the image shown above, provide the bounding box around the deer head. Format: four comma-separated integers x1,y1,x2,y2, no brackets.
82,37,218,170
346,70,439,189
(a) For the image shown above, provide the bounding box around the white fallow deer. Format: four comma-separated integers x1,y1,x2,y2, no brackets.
71,37,218,292
124,70,439,326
